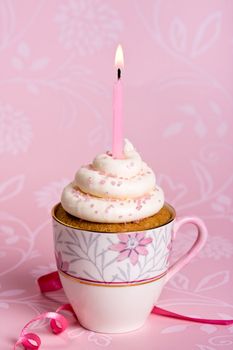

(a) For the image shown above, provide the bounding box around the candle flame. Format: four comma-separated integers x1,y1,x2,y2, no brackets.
115,44,124,68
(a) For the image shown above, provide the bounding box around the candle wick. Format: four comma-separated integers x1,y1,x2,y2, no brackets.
117,68,121,80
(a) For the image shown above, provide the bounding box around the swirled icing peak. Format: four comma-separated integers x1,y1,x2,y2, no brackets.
61,139,164,223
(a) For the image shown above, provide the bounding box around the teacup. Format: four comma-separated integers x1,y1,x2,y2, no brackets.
52,202,208,333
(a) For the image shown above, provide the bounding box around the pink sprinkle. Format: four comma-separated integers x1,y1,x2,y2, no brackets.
99,180,105,185
129,214,132,216
118,215,123,219
90,204,94,208
94,210,98,214
111,181,116,185
136,198,143,210
120,203,124,206
130,162,134,167
105,204,114,213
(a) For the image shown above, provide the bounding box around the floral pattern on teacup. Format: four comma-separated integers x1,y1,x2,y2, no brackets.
53,220,173,283
55,251,70,272
108,232,152,266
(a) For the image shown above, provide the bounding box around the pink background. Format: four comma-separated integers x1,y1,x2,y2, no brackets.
1,0,233,349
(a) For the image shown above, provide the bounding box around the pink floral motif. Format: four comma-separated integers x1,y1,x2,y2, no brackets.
168,230,176,252
108,232,152,265
55,251,69,272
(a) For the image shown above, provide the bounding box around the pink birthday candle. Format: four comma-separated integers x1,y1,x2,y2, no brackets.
112,44,124,158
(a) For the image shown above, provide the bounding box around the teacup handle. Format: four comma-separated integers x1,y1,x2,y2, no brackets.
165,217,208,282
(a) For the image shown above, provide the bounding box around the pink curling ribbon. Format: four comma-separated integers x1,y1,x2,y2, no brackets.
37,271,62,292
152,307,233,325
14,271,233,349
14,304,74,350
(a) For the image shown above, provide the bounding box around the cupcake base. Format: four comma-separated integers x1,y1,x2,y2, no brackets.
53,202,174,233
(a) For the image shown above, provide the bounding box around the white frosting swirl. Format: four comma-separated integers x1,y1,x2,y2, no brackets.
61,139,164,223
